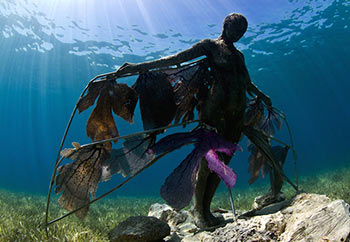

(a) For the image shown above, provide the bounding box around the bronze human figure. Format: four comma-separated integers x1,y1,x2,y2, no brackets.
115,13,280,228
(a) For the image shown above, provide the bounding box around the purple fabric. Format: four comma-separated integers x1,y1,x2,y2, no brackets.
205,149,237,188
160,148,201,210
151,131,198,154
151,129,242,209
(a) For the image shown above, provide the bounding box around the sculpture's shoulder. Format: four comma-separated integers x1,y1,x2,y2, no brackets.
236,48,245,60
193,38,217,54
198,38,216,46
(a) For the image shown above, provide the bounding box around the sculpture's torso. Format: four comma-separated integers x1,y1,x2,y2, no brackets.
200,39,249,142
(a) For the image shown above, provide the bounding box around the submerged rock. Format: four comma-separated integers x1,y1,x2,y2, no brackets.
147,193,350,242
148,203,193,230
280,193,350,242
108,215,170,242
253,192,286,210
148,203,198,238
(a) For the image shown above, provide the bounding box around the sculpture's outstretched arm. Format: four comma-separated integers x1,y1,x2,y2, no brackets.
116,39,210,75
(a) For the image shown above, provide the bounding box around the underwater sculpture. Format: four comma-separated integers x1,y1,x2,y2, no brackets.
114,13,296,227
45,13,298,231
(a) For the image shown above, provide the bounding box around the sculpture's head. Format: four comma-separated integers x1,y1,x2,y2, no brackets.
221,13,248,42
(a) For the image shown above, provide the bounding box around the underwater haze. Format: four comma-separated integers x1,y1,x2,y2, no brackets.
0,0,349,201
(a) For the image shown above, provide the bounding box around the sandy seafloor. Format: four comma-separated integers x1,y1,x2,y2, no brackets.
0,166,349,241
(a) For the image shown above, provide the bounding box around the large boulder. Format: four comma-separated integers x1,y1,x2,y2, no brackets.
150,193,350,242
280,193,350,242
108,215,170,242
148,203,198,238
148,203,193,229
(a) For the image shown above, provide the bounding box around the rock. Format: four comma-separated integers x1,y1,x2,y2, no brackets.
182,231,212,242
153,193,350,242
177,222,197,234
280,193,350,242
253,192,286,210
148,203,173,222
164,233,182,242
108,216,170,242
254,199,291,216
148,203,194,232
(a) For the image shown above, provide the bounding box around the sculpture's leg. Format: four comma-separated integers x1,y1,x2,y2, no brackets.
269,168,277,196
193,153,232,228
271,146,288,198
243,126,291,208
193,111,242,228
192,158,211,228
270,160,285,200
253,167,285,210
202,153,232,224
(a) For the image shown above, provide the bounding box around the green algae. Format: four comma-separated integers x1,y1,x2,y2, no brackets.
0,192,161,242
0,167,349,242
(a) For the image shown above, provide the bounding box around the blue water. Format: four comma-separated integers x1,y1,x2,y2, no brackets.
0,0,349,199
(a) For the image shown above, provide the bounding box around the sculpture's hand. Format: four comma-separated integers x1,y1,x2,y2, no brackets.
247,81,272,108
262,95,272,109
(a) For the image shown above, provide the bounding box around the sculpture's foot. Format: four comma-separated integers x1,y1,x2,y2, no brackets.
191,209,225,229
253,192,285,210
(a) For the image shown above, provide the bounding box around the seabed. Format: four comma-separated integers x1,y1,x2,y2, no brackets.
0,166,349,242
